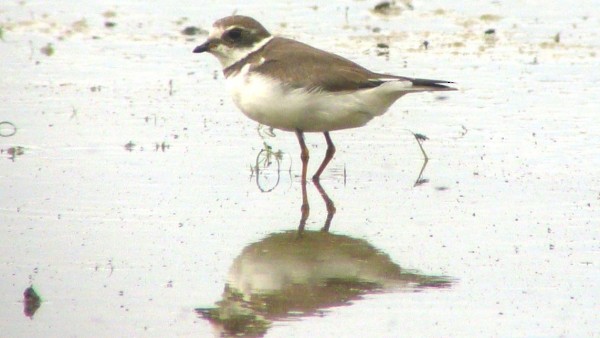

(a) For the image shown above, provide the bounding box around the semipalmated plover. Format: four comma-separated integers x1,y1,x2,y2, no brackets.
193,15,455,182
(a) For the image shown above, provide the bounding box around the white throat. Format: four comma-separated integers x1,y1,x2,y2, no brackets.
211,36,274,69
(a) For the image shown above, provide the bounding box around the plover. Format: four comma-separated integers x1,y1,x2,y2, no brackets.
193,15,455,183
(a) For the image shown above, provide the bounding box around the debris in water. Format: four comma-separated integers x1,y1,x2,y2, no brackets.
124,141,136,152
376,43,389,57
5,146,25,161
371,1,410,16
23,286,42,318
40,43,54,56
0,121,17,137
102,10,117,18
181,26,208,36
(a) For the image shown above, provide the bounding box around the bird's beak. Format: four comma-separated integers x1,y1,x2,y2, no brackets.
193,39,214,53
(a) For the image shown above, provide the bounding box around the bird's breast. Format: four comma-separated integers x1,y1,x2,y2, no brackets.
224,71,397,132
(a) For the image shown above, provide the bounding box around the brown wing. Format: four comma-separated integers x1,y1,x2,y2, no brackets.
249,37,455,92
252,37,383,92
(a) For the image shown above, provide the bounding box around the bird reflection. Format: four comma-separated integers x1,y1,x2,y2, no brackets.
204,133,446,336
197,231,452,336
197,226,452,337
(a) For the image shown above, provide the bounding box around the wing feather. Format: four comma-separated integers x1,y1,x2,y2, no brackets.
250,37,455,92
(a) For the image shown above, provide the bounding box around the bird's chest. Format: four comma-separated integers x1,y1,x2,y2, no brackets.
228,68,277,99
225,69,293,121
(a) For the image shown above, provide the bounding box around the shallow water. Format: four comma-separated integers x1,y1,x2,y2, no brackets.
1,0,599,337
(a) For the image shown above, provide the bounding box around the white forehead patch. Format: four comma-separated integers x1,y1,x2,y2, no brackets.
208,25,225,40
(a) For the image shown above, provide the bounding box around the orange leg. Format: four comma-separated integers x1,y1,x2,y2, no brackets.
312,132,336,181
313,178,336,232
295,130,310,232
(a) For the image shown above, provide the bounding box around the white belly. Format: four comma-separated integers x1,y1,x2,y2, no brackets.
226,69,409,132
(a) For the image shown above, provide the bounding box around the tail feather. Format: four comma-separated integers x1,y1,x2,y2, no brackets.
372,73,456,92
409,77,456,91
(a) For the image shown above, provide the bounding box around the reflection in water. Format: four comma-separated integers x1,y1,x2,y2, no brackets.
197,230,452,337
0,121,18,137
251,139,429,231
410,131,430,187
250,141,291,193
250,126,293,193
201,132,446,336
23,286,42,318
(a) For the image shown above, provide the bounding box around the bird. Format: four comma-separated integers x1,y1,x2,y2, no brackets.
193,15,455,184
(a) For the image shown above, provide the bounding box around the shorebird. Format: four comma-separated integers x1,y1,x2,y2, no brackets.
193,15,455,185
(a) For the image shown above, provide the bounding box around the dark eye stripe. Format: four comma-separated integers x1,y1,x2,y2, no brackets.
227,28,243,40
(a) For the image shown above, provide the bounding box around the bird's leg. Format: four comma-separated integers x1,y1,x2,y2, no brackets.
295,129,310,232
312,132,336,181
313,178,336,232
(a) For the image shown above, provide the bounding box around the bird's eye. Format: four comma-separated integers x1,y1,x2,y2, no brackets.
227,28,243,40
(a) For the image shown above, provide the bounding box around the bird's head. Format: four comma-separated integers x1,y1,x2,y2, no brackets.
193,15,271,69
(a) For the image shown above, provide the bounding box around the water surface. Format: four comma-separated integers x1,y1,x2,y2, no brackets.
1,0,599,337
